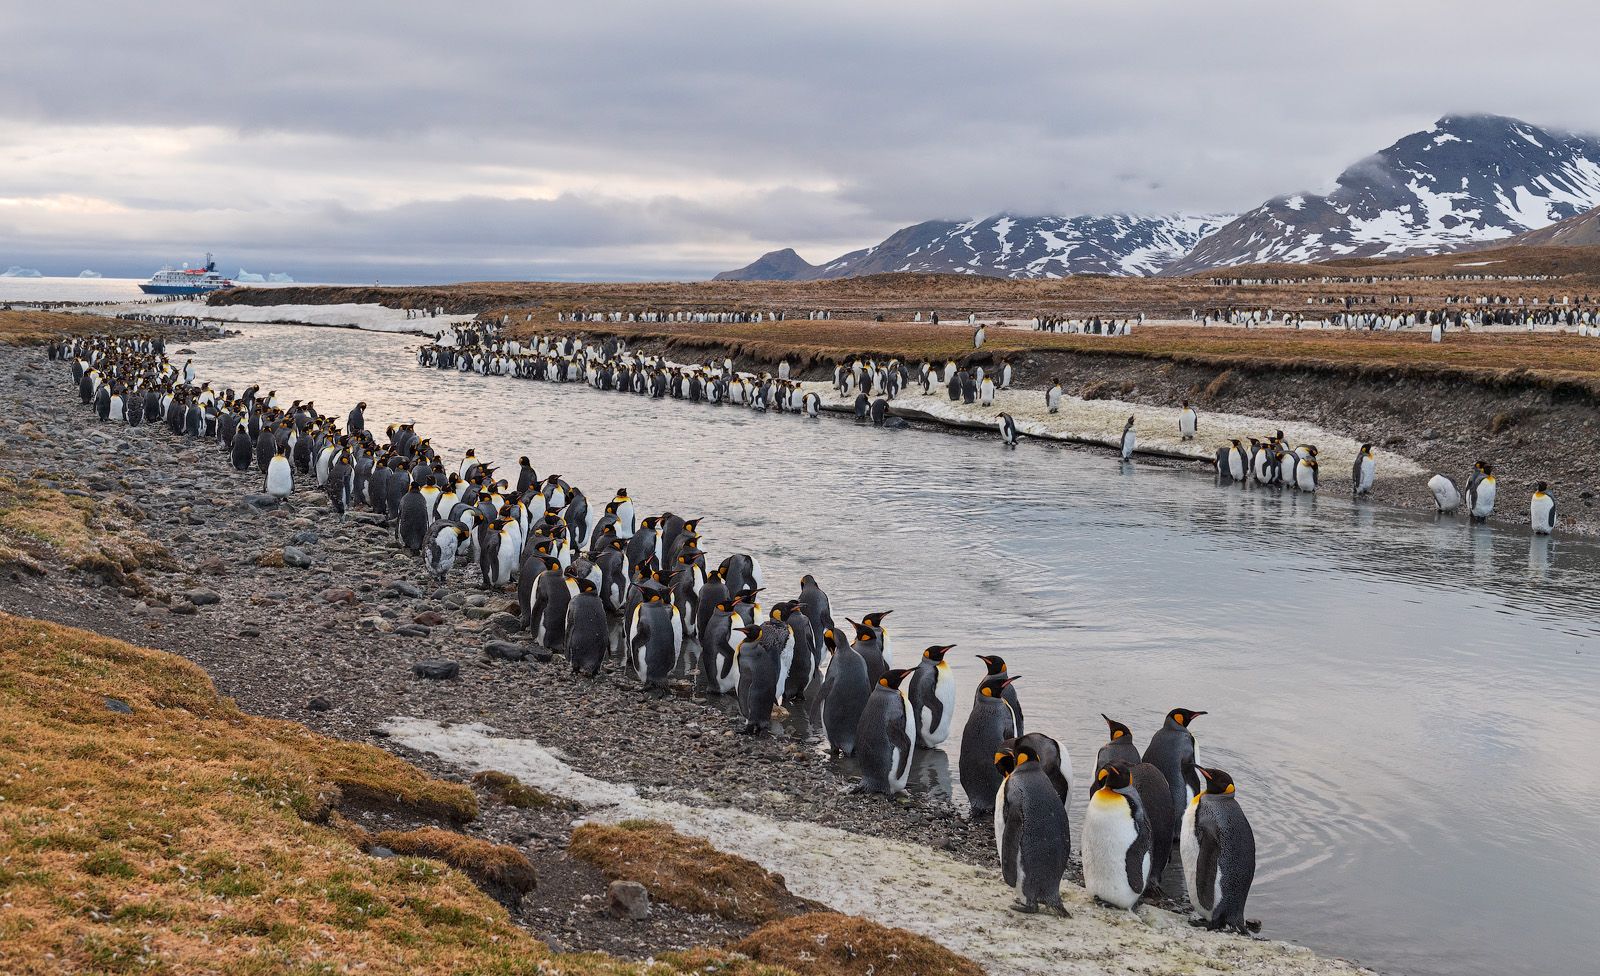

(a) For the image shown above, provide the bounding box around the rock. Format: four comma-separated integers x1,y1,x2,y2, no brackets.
320,588,358,605
349,512,385,525
183,588,222,606
282,546,313,568
607,880,651,920
308,696,332,712
104,697,133,715
384,580,424,598
490,613,524,635
393,624,431,637
482,641,528,661
464,594,490,608
243,493,281,510
462,606,496,620
290,530,319,545
197,556,227,576
369,845,396,858
414,610,446,626
168,601,198,615
239,627,260,639
412,660,459,680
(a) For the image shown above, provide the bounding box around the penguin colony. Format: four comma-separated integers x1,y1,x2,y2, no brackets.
56,330,1281,932
419,325,1564,535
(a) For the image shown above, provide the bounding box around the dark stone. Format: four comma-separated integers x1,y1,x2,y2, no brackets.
104,697,133,715
607,880,651,920
282,546,313,568
308,696,332,712
290,530,319,545
483,641,528,661
243,493,281,510
168,601,198,615
320,587,358,605
414,610,446,626
183,588,222,606
369,845,396,858
384,580,424,598
412,660,459,680
394,624,431,637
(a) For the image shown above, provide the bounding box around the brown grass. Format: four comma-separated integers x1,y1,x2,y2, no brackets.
0,476,175,583
0,309,127,344
569,820,823,924
0,611,798,976
370,827,537,896
732,913,986,976
472,768,557,808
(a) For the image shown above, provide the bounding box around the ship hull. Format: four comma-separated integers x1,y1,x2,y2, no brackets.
138,283,230,296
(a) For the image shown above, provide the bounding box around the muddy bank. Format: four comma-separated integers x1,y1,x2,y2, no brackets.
540,327,1600,536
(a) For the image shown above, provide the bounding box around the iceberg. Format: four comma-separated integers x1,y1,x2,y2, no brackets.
1,266,44,278
235,269,266,283
267,272,295,283
77,270,102,278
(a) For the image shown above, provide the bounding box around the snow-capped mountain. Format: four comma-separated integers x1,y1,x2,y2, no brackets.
1166,114,1600,274
714,213,1233,281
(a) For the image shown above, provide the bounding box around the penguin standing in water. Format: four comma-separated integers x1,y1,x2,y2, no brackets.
1428,474,1462,513
565,578,608,677
1352,444,1376,496
958,672,1020,817
1181,767,1257,934
698,597,742,694
1178,401,1198,441
1143,708,1205,841
1045,379,1062,414
975,654,1024,729
847,617,889,683
1294,455,1319,493
1531,482,1556,534
1120,416,1136,460
996,741,1070,915
818,628,872,755
907,644,957,748
870,396,889,426
264,450,294,500
1468,463,1497,522
998,412,1019,446
798,574,835,635
1082,762,1152,910
853,667,916,795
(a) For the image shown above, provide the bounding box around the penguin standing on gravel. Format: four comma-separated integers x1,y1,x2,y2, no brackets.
1045,379,1063,414
733,620,786,733
230,423,255,470
1178,401,1198,441
347,401,366,435
958,672,1020,817
1531,482,1556,534
818,628,872,755
995,741,1070,915
1352,444,1376,496
398,483,430,553
565,578,608,677
524,554,572,651
264,449,294,500
631,584,683,693
1096,713,1172,894
1082,762,1152,910
854,668,916,795
1143,708,1205,840
1181,767,1257,934
1120,416,1136,460
907,644,957,748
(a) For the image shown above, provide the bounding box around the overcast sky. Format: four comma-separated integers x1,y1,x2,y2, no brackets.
3,1,1598,282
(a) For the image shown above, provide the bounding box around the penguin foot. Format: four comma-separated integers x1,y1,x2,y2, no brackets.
1010,899,1039,915
1243,919,1263,934
1046,902,1071,918
1143,883,1167,901
1187,917,1209,928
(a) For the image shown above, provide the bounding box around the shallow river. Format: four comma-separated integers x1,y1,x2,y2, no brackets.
190,324,1600,976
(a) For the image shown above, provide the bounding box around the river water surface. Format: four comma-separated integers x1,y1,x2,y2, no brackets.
190,324,1600,976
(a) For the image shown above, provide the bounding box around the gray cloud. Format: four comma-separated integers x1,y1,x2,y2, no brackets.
2,1,1599,279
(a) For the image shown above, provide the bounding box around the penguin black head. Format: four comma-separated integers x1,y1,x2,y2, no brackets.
1535,481,1549,493
974,654,1007,676
822,628,839,652
1094,761,1133,792
992,743,1017,776
847,619,875,643
574,578,598,595
861,610,892,627
1101,714,1133,741
1360,443,1372,455
535,555,561,574
735,624,763,643
1166,708,1207,728
800,573,817,587
519,456,530,466
977,673,1017,697
922,644,955,662
877,667,914,690
1197,766,1236,796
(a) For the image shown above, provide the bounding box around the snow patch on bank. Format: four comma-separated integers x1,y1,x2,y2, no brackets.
382,716,1369,976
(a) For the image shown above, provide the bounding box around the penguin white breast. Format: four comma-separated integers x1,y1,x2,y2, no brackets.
1083,792,1141,908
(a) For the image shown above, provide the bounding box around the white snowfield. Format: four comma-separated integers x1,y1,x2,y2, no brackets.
107,300,475,335
382,717,1371,976
802,380,1426,480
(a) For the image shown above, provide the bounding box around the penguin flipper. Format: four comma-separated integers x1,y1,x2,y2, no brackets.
1195,810,1223,915
1000,791,1023,888
888,716,914,783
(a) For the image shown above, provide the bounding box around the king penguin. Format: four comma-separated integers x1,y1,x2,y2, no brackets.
1120,416,1136,460
853,667,916,795
906,644,957,748
1082,762,1152,910
1181,767,1257,934
997,740,1070,915
1352,444,1376,496
958,671,1020,817
818,628,872,756
1143,708,1205,841
1531,482,1556,534
264,450,294,500
975,654,1023,729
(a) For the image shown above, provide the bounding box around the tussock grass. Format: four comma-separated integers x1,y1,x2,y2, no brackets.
0,309,125,344
732,913,986,976
569,820,822,924
0,476,175,582
370,827,537,896
472,768,557,808
0,612,797,976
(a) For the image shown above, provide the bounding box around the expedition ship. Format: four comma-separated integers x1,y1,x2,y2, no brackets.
139,254,233,296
